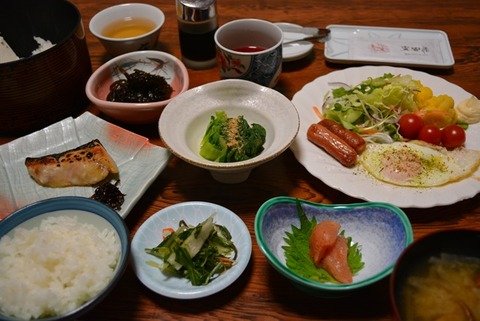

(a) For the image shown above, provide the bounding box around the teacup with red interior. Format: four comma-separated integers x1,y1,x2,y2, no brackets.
214,18,283,88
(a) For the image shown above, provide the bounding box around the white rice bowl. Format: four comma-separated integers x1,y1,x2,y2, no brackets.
0,197,129,321
0,215,120,320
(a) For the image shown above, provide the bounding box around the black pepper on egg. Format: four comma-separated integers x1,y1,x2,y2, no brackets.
107,68,173,103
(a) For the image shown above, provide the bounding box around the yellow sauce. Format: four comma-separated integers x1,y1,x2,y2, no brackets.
102,17,156,38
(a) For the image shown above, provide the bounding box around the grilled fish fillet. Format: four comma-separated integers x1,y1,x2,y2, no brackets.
25,139,119,187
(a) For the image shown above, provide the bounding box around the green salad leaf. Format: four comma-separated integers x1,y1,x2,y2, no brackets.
282,200,364,283
323,73,422,143
145,215,237,286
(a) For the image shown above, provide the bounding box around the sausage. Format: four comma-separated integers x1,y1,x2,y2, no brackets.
318,119,366,154
307,123,357,167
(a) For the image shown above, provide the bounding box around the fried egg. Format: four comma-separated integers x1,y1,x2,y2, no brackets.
359,141,480,187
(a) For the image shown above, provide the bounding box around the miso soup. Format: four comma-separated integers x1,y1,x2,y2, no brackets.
400,253,480,321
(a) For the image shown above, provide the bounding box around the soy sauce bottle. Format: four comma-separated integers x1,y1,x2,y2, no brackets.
176,0,218,69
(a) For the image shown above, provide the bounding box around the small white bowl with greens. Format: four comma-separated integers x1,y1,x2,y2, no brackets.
158,79,299,183
130,201,252,299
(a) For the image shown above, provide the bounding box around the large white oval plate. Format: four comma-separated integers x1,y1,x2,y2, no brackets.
131,201,252,299
290,66,480,208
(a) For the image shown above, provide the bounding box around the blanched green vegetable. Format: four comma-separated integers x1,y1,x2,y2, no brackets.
145,215,238,286
200,111,266,162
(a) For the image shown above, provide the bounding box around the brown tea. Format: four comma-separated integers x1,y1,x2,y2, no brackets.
102,17,156,38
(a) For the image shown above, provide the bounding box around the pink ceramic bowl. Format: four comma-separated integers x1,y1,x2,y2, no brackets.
85,50,189,124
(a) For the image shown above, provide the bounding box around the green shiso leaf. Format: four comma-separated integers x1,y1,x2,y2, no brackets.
282,199,364,284
345,233,365,274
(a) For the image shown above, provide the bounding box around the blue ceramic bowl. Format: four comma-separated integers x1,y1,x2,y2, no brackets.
0,197,129,321
255,196,413,297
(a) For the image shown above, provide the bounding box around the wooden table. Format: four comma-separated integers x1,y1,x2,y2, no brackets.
3,0,480,319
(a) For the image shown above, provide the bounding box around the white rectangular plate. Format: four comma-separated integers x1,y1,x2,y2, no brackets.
325,24,455,69
0,112,171,219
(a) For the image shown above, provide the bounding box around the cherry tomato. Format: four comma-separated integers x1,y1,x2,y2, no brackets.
442,125,466,149
398,113,425,139
418,125,442,145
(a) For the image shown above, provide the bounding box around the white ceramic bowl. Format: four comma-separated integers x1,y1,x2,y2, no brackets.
158,79,299,183
131,201,252,299
0,197,130,321
255,196,413,297
89,3,165,56
85,50,189,124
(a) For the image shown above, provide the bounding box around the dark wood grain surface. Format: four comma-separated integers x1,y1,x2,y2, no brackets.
2,0,480,320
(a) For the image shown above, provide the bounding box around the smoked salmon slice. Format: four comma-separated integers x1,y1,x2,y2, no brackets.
308,220,340,266
309,220,353,284
320,235,353,284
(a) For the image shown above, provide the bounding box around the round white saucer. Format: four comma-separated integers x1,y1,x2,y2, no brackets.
275,22,314,62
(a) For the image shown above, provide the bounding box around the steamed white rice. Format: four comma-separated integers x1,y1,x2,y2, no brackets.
31,36,55,55
0,36,55,63
0,215,120,320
